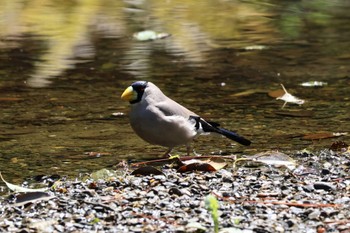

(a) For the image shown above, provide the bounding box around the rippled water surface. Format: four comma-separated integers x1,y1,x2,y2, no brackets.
0,0,349,182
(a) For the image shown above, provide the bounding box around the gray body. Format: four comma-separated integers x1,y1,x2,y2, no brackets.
129,82,197,148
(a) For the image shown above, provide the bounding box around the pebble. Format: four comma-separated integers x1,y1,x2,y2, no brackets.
308,209,321,220
0,150,349,232
313,182,336,191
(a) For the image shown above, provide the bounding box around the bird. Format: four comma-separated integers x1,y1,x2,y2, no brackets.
121,81,251,157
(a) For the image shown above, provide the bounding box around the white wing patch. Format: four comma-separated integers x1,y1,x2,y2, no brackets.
167,115,198,138
188,116,210,135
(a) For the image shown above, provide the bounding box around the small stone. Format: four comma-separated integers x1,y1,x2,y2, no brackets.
321,169,330,175
285,219,295,228
168,187,182,196
313,182,336,191
308,209,321,220
290,207,304,215
303,184,314,192
179,182,190,187
275,225,285,232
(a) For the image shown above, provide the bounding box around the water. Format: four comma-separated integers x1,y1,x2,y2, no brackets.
0,0,349,183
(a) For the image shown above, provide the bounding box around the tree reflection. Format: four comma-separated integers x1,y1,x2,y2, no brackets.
0,0,344,87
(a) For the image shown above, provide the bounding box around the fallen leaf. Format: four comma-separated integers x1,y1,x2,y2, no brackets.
329,141,349,151
178,158,227,173
131,166,164,176
275,110,313,117
275,84,305,108
13,192,54,206
302,132,348,140
231,89,265,97
205,158,227,170
268,89,285,98
0,172,49,192
178,163,216,173
90,168,117,180
252,151,296,170
0,97,23,101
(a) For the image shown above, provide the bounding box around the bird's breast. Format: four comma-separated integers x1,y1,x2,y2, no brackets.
129,106,197,147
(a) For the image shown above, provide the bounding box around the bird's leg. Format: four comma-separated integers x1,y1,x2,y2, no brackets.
186,144,201,156
186,144,191,156
192,149,202,157
163,148,173,157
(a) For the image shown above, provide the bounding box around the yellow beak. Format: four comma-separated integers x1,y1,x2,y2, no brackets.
121,86,135,101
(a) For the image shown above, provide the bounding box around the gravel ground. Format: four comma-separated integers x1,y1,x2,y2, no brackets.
0,149,349,233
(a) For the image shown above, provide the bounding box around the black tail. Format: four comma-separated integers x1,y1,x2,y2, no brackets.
215,127,251,146
190,116,251,146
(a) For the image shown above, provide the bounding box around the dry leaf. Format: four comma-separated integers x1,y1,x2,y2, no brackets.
268,89,285,98
131,166,164,176
302,132,347,140
0,97,23,101
329,141,349,151
232,89,264,97
178,158,227,173
252,151,296,170
275,110,313,117
14,192,54,206
178,163,216,173
0,172,49,193
275,84,305,108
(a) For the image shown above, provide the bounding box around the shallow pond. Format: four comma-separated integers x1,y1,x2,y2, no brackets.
0,0,349,183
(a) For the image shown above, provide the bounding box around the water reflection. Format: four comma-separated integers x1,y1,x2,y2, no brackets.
0,0,127,87
1,0,349,86
1,0,282,87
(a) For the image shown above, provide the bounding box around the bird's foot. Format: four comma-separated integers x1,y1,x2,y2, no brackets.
192,149,202,157
162,148,173,158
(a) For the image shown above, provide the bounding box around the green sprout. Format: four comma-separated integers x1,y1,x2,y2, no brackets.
205,194,219,233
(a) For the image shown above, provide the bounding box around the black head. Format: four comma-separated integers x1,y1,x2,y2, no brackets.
130,81,148,104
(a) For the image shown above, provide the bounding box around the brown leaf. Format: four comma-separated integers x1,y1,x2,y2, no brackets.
0,97,23,101
231,89,265,97
275,110,313,117
177,158,227,173
268,89,284,98
329,141,349,151
14,192,54,206
178,163,216,173
257,192,279,197
205,158,227,170
302,132,346,140
131,166,164,176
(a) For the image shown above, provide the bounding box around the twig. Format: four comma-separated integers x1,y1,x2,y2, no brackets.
325,219,350,225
